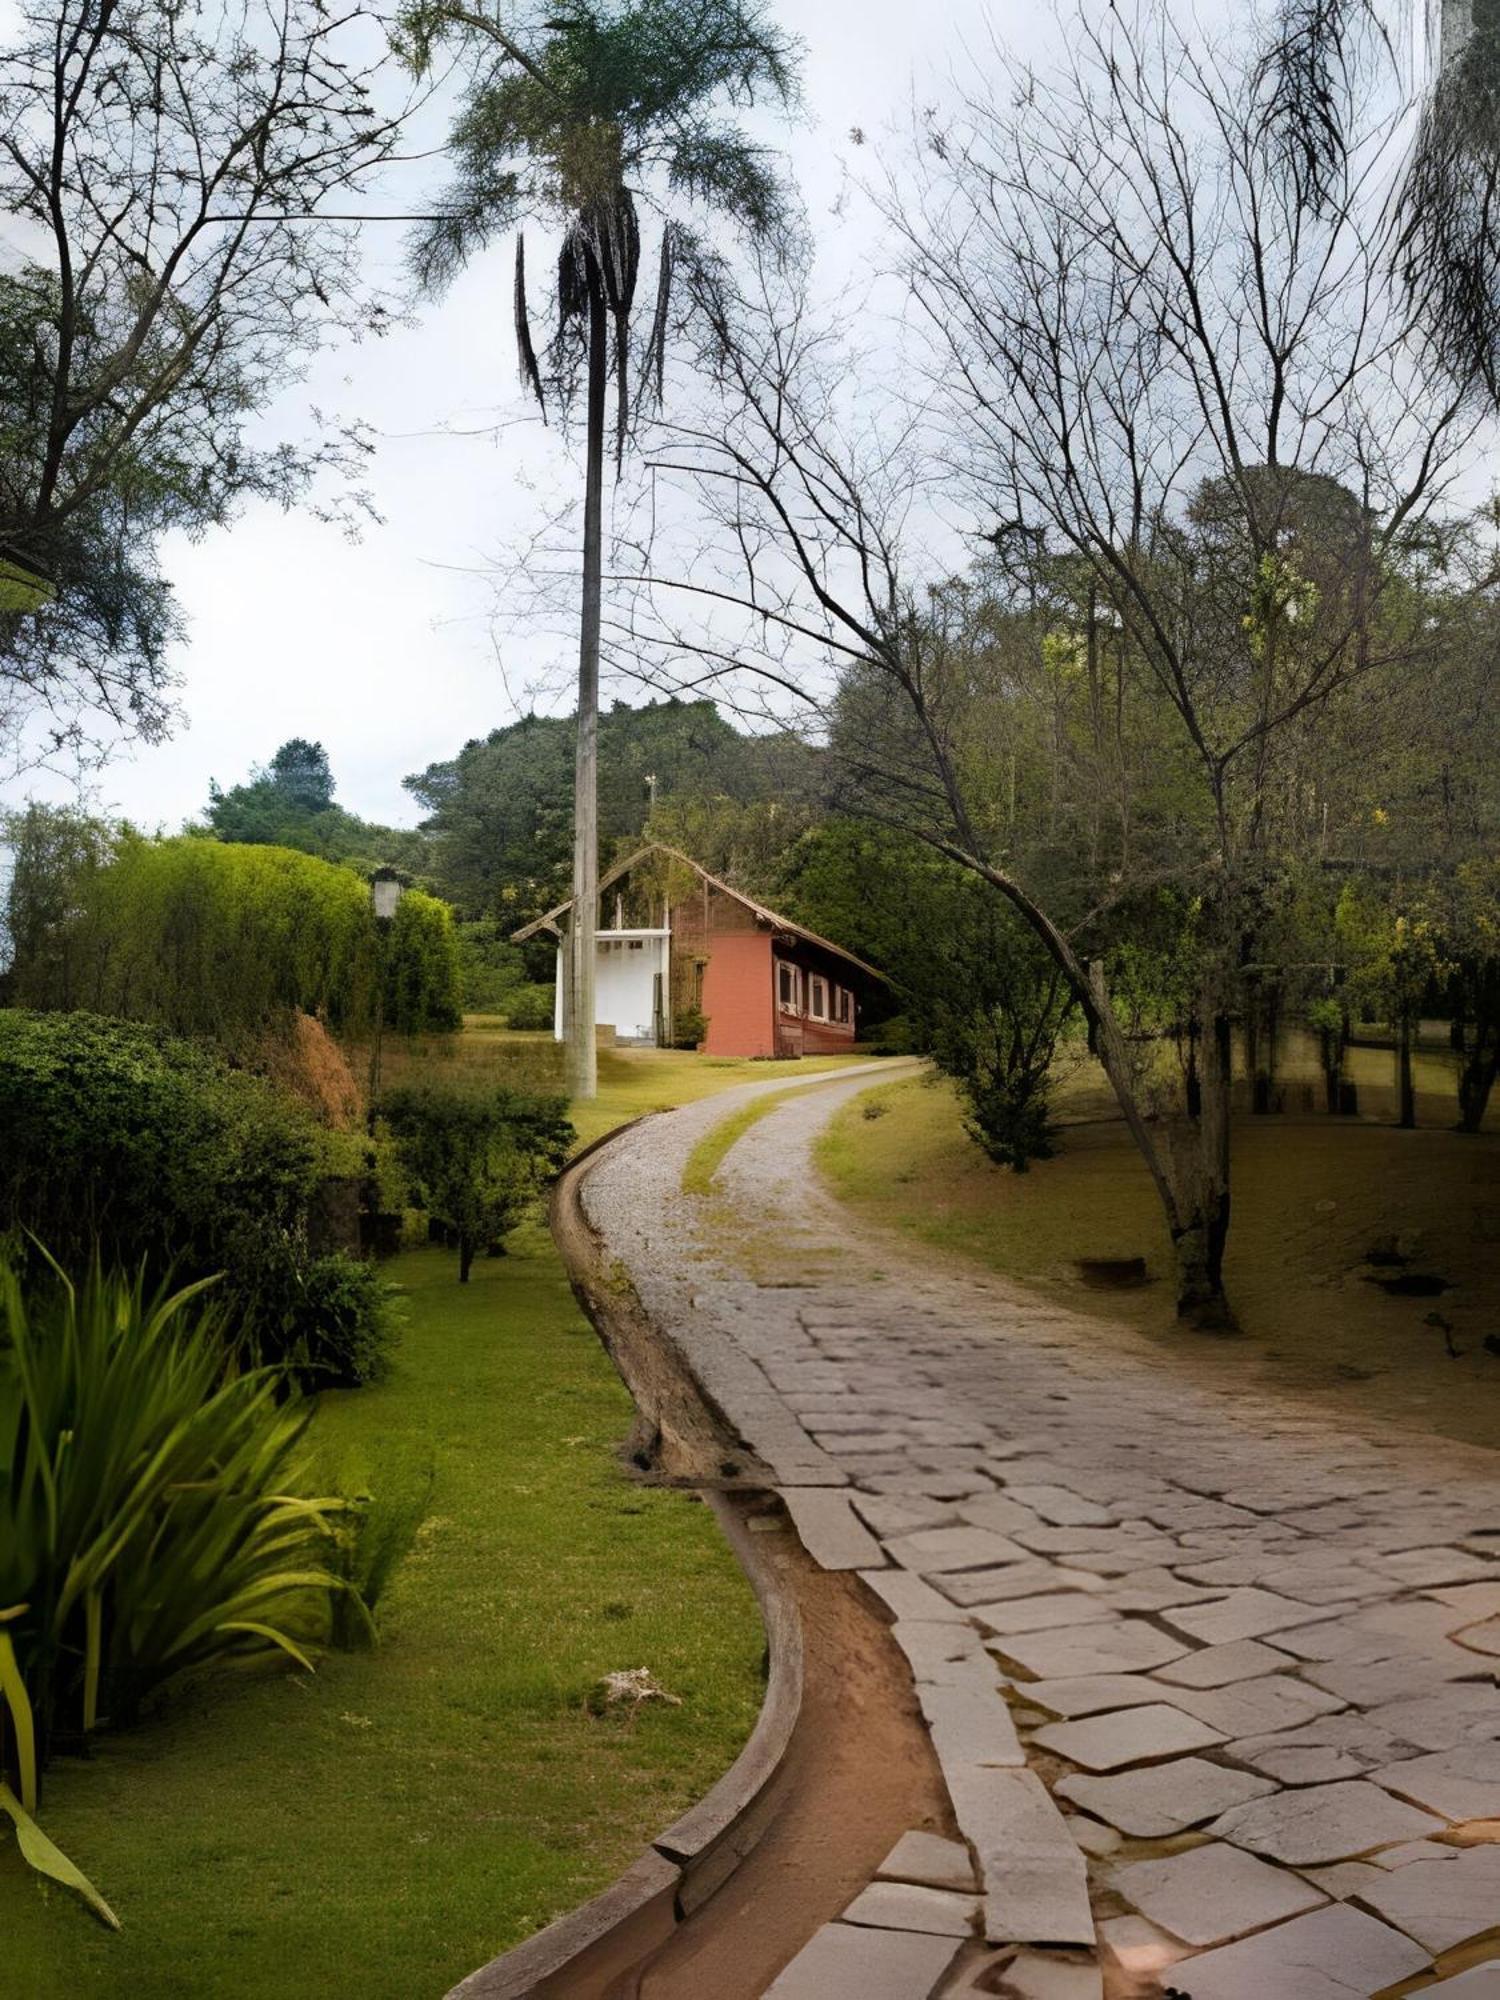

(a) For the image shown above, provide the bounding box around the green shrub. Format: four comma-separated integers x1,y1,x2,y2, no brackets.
381,1084,573,1281
0,1011,388,1371
0,1258,350,1770
672,1004,708,1050
279,1253,399,1388
5,834,462,1043
503,981,556,1031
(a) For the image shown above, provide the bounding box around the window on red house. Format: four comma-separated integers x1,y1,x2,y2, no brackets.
810,974,828,1020
777,961,800,1014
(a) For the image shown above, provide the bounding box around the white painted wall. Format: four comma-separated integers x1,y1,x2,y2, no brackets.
553,930,670,1044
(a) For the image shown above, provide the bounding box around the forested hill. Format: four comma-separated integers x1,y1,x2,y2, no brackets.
403,698,823,923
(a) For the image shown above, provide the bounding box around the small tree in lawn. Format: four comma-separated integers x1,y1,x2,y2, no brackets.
382,1086,573,1281
397,0,799,1103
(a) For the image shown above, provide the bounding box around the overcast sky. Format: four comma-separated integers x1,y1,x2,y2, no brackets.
10,0,1433,834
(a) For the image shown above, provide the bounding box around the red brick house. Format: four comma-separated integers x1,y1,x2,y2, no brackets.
512,844,882,1057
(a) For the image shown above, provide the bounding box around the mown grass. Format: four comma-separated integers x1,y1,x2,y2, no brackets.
818,1065,1500,1448
2,1035,868,1999
3,1245,767,2000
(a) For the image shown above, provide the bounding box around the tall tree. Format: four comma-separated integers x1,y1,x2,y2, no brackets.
397,0,798,1098
0,0,404,774
634,4,1491,1323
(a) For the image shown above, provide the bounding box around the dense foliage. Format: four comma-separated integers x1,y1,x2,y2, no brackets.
404,700,818,921
204,739,429,877
381,1085,573,1281
1,1258,351,1744
0,1012,395,1377
5,833,461,1041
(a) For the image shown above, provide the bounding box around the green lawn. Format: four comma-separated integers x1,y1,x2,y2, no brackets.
3,1232,764,2000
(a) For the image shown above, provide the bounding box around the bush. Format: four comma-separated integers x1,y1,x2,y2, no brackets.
453,919,528,1012
0,1258,350,1773
381,1083,573,1281
0,1011,388,1371
673,1004,708,1049
280,1253,399,1388
5,833,462,1044
503,982,556,1031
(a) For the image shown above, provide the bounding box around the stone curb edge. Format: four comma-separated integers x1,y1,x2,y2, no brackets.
443,1113,808,2000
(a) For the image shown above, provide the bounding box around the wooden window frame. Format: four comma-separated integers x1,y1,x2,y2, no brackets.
776,959,801,1016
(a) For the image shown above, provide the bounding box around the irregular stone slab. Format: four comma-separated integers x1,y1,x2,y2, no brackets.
1158,1903,1428,2000
1375,1546,1498,1587
1210,1779,1445,1864
1025,1674,1180,1719
1111,1841,1325,1946
939,1563,1103,1608
860,1567,969,1625
1164,1674,1346,1739
853,1494,962,1537
1153,1639,1297,1688
886,1525,1030,1574
763,1920,963,1998
1096,1913,1191,1976
891,1620,1002,1689
1459,1617,1500,1657
1032,1702,1226,1772
1064,1814,1121,1857
1349,1842,1500,1952
1005,1485,1115,1527
1163,1589,1333,1646
981,1949,1103,1999
1376,1744,1500,1820
1057,1757,1275,1837
1304,1647,1485,1707
944,1765,1094,1946
782,1488,886,1570
1418,1966,1500,1996
877,1829,978,1893
994,1619,1189,1680
1363,1685,1500,1754
970,1595,1117,1638
917,1681,1026,1769
842,1880,978,1938
957,1492,1044,1535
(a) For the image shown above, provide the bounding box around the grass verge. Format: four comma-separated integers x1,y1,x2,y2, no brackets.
2,1230,764,2000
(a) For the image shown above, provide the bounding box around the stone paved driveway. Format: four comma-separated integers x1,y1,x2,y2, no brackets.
582,1066,1500,1999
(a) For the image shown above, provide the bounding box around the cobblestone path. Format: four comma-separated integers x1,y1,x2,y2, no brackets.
582,1066,1500,2000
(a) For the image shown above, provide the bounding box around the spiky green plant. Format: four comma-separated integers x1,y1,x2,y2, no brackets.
0,1255,353,1926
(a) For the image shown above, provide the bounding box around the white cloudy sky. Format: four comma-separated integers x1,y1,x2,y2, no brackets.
10,0,1434,833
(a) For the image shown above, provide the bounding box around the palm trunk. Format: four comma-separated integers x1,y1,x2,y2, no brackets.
567,283,607,1103
1166,1009,1235,1329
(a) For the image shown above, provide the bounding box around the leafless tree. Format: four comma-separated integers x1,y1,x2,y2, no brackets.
618,4,1493,1325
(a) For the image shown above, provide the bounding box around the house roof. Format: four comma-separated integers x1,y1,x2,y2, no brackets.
511,842,885,981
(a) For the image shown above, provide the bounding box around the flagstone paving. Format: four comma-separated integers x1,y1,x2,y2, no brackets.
581,1068,1500,1997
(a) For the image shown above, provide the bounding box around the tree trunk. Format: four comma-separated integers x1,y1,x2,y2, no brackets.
1397,1008,1415,1129
1458,1004,1500,1133
567,281,608,1104
1167,1011,1236,1330
459,1235,475,1284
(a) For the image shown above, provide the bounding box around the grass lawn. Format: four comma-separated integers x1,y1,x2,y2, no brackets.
3,1059,825,1998
820,1064,1500,1449
3,1036,871,1996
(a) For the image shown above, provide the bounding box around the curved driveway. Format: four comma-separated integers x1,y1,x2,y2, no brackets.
583,1065,1500,2000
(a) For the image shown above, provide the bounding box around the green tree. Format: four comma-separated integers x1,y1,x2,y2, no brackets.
381,1085,572,1281
397,0,799,1100
0,0,402,765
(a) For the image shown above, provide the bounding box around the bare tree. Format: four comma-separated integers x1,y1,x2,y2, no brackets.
0,0,406,773
621,5,1491,1325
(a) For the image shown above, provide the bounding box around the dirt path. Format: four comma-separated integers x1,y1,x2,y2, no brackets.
581,1065,1500,1999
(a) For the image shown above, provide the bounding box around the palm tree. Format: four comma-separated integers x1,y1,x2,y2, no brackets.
400,0,798,1098
1258,0,1500,396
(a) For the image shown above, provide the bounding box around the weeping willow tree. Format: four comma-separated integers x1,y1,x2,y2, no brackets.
1257,0,1500,396
397,0,798,1098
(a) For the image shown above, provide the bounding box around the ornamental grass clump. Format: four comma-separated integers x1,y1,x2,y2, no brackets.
0,1255,354,1924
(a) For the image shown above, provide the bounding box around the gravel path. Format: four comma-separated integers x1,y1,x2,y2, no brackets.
582,1066,1500,2000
